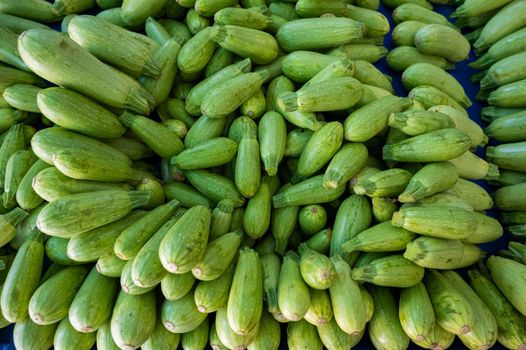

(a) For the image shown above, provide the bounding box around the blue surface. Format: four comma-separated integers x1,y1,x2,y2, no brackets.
0,3,508,350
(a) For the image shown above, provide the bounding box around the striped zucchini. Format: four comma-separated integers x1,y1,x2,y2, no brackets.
19,29,154,114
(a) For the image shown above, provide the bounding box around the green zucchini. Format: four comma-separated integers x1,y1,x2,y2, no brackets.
278,252,310,321
342,221,416,253
387,46,455,72
191,229,243,281
1,235,44,322
19,29,154,114
37,190,149,238
54,317,96,350
368,286,410,350
276,17,365,52
159,205,210,273
111,290,156,348
13,317,57,350
227,248,263,335
194,264,234,313
68,266,119,333
161,272,195,301
162,290,207,333
474,0,526,52
425,269,474,335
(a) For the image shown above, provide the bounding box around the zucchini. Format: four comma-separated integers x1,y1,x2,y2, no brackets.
474,0,526,52
227,248,263,335
110,290,156,349
54,317,96,350
159,205,211,274
351,254,424,288
162,290,207,333
1,235,44,322
368,286,410,350
276,17,365,52
69,266,119,333
19,28,154,114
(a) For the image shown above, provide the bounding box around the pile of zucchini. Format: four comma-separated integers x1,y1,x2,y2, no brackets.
0,0,525,349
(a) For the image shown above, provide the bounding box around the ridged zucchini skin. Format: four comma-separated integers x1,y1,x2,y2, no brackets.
272,175,346,208
471,27,526,69
298,204,327,237
202,71,268,118
114,199,179,261
121,0,165,26
191,229,243,281
286,319,323,350
96,322,120,350
402,63,470,107
468,269,526,350
161,271,195,301
37,190,150,238
392,20,426,46
304,288,333,327
383,128,471,162
299,244,336,290
37,87,125,139
227,248,263,335
0,0,58,23
344,96,412,143
130,215,181,289
181,317,209,350
162,290,207,333
368,286,410,350
342,221,416,253
488,79,526,108
211,25,278,65
68,266,119,333
194,264,235,313
186,58,250,115
33,167,131,203
141,316,180,350
159,205,211,274
215,308,259,349
119,259,155,295
351,254,425,288
243,176,277,240
442,271,498,350
54,317,96,350
399,282,435,343
317,317,364,350
276,17,365,52
1,235,44,323
172,137,238,170
405,237,483,269
185,170,245,207
488,256,526,317
393,3,457,29
18,29,154,114
29,265,89,325
329,255,366,336
67,211,145,263
119,112,184,159
331,195,371,263
387,46,455,72
415,24,470,63
474,0,526,52
13,317,57,350
95,252,125,278
292,122,343,184
110,290,157,350
425,270,475,335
